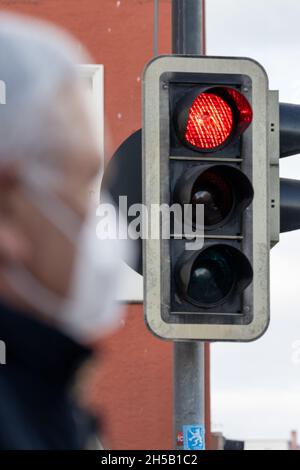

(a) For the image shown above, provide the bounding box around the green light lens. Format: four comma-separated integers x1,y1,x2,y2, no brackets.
188,246,235,306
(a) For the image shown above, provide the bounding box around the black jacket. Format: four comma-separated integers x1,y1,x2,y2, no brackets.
0,301,96,450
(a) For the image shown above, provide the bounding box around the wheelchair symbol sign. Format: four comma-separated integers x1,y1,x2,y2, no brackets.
183,425,205,450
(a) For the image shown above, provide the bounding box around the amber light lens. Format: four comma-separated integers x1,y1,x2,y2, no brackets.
185,93,233,149
191,168,234,227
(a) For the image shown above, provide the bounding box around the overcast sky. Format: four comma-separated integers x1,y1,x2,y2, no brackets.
207,0,300,441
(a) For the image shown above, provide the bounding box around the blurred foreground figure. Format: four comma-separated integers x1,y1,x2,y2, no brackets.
0,14,127,449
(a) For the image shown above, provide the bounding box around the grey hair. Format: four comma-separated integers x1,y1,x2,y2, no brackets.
0,13,97,175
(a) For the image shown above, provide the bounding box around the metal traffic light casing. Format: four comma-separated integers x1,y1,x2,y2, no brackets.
143,55,271,341
279,102,300,233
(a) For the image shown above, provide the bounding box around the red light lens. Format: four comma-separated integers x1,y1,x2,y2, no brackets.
185,93,233,150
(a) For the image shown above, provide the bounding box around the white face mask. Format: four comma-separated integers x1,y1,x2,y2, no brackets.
3,171,130,344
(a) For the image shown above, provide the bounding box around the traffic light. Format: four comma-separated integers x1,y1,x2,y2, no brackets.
143,56,272,341
279,102,300,233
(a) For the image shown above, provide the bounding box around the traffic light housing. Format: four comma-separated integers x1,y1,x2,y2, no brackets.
279,102,300,233
143,56,271,341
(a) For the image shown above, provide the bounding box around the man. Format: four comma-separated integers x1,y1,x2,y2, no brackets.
0,14,126,449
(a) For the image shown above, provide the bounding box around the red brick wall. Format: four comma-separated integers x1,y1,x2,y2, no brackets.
87,304,173,450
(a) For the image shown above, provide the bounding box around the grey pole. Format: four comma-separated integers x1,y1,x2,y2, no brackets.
172,0,204,55
172,0,206,450
173,342,205,448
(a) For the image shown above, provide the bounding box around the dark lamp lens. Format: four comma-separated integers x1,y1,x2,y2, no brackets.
187,247,235,306
191,169,234,227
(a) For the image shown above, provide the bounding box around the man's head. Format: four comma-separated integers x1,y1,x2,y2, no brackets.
0,14,101,315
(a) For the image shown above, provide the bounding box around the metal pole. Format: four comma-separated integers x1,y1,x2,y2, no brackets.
172,0,206,451
172,0,204,55
173,343,205,449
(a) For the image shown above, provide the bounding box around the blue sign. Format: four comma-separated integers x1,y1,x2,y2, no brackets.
183,425,205,450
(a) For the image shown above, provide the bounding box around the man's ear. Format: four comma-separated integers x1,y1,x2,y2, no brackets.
0,164,30,264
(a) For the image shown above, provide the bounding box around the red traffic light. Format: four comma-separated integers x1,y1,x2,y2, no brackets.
185,93,233,149
175,87,253,152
